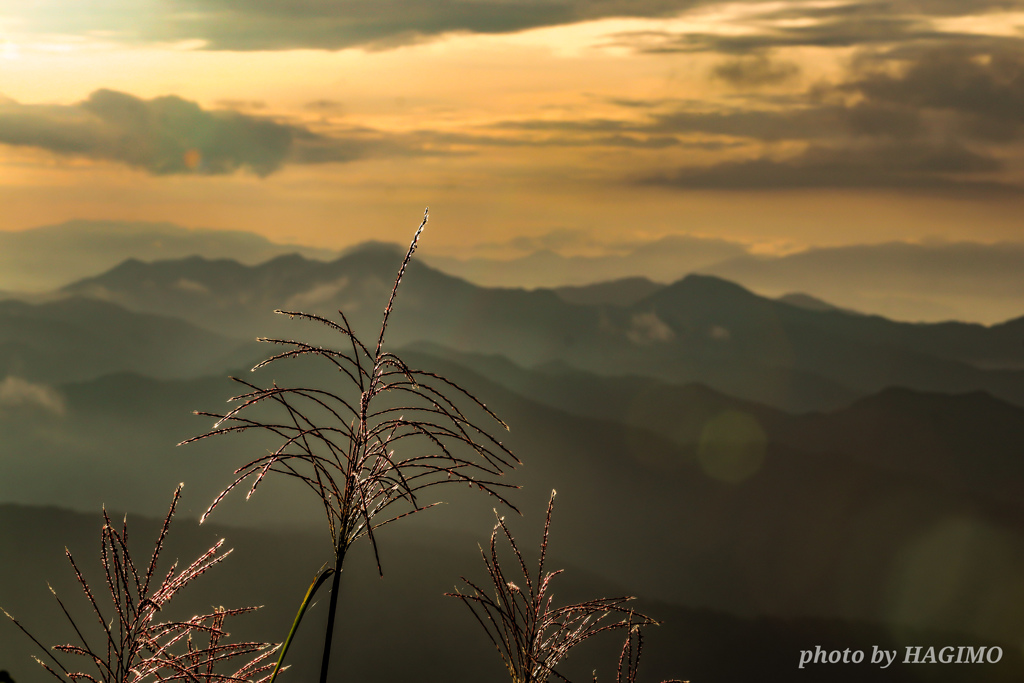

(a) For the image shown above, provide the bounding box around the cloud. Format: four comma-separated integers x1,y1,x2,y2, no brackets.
214,99,268,111
608,1,1024,54
626,311,676,345
627,41,1024,192
168,0,584,51
0,376,65,416
0,90,294,175
487,106,849,147
505,228,595,253
849,44,1024,139
647,107,847,141
0,89,423,175
641,141,1014,192
712,55,801,87
20,0,1024,52
410,127,689,150
12,0,1024,59
15,0,687,51
304,99,345,112
480,47,1020,192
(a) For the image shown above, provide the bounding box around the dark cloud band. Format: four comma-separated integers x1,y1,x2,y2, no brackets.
13,0,1024,53
0,89,422,176
0,90,297,175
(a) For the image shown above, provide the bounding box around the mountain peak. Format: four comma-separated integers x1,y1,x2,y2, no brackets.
648,273,761,306
341,240,405,258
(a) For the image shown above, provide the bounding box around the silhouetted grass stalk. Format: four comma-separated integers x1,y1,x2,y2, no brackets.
449,490,682,683
2,485,279,682
182,209,520,682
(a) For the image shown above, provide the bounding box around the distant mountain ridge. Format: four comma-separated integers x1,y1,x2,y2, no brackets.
0,297,258,383
3,224,1024,681
4,218,1023,322
2,249,1024,661
551,276,664,306
421,233,750,287
0,219,338,292
429,238,1024,324
3,346,1024,647
54,251,1024,412
408,343,1024,506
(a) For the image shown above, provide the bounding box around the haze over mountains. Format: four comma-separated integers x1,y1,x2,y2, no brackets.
427,237,1024,325
0,219,337,292
4,219,1024,323
0,297,259,383
2,222,1024,681
57,246,1024,412
4,337,1024,644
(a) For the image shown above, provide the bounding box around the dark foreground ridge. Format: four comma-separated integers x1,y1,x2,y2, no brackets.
2,503,1023,683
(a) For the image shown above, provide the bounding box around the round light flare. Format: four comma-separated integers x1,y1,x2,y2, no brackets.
697,409,767,483
885,516,1024,641
183,148,202,171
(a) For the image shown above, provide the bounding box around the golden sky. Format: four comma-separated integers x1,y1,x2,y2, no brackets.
2,1,1024,255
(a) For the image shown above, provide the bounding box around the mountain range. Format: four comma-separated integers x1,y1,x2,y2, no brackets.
0,219,336,292
429,238,1024,325
1,232,1023,681
2,340,1024,645
0,297,258,383
3,219,1024,323
57,247,1024,412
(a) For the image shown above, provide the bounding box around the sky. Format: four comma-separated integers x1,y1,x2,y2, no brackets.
2,0,1024,257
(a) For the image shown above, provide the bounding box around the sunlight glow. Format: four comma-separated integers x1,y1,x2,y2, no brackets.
931,12,1024,37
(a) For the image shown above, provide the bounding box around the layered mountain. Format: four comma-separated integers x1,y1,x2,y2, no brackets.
3,503,1018,683
551,276,664,307
59,249,1024,412
410,344,1024,506
3,347,1024,644
0,219,337,292
4,219,1023,324
421,233,750,288
2,246,1023,653
427,238,1024,324
0,297,258,383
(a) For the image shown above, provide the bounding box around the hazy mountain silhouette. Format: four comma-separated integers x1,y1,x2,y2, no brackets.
57,254,854,411
421,233,750,288
55,251,1024,411
703,240,1024,324
625,274,1024,408
0,297,259,384
412,344,1024,506
4,232,1024,682
776,291,855,313
3,347,1024,644
62,245,627,381
0,219,337,292
5,222,1024,324
424,237,1024,324
551,276,664,307
3,504,1020,683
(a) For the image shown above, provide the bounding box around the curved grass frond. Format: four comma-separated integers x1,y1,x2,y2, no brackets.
2,485,278,683
594,617,685,683
180,209,520,683
447,491,661,683
182,209,520,561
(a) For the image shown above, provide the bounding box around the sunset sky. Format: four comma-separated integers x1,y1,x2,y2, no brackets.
2,1,1024,257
